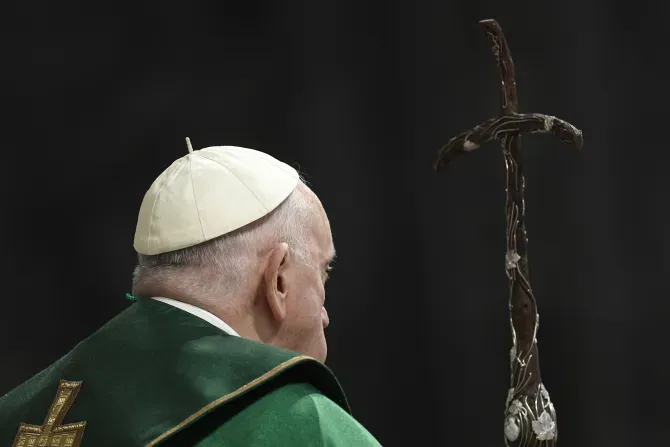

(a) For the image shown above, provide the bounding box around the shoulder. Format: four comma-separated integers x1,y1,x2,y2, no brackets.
293,385,381,446
165,382,382,446
245,382,382,446
240,382,381,446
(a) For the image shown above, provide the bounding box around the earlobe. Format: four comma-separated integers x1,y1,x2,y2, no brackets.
263,243,290,323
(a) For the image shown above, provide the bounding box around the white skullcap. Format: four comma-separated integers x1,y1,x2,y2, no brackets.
134,140,299,255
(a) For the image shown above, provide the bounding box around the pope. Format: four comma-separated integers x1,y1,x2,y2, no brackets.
0,141,382,446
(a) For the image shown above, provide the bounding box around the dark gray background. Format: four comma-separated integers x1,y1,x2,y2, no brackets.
2,1,667,445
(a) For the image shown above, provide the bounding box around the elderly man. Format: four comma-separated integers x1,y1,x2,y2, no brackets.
0,143,382,446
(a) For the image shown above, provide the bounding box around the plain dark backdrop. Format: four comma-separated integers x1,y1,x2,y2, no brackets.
2,1,668,445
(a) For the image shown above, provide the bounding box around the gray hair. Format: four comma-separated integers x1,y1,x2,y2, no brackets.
132,181,315,300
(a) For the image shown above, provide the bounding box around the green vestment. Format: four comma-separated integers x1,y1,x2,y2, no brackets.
0,299,382,446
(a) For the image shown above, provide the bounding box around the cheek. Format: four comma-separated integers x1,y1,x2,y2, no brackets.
286,271,320,308
286,268,326,318
305,280,325,312
300,278,325,318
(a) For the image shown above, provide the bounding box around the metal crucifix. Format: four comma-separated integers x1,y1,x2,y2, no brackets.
434,19,583,446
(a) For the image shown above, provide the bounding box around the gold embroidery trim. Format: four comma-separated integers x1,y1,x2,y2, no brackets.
144,355,313,447
12,380,87,447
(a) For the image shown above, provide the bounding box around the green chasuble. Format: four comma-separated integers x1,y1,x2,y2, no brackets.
0,299,381,446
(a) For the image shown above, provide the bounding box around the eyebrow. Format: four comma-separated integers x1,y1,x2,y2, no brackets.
324,250,336,267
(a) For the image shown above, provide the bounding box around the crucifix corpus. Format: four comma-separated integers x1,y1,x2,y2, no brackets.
434,19,583,446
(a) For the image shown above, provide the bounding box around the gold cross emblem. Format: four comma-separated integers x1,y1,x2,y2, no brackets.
12,380,87,447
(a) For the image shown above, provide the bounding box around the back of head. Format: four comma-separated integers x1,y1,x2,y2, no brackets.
131,142,333,362
132,182,315,303
131,142,319,303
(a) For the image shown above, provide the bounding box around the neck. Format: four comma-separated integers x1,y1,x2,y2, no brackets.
193,299,263,342
140,283,269,341
135,278,280,345
197,295,281,349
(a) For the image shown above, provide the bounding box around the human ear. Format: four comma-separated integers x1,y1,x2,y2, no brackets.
263,242,290,323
